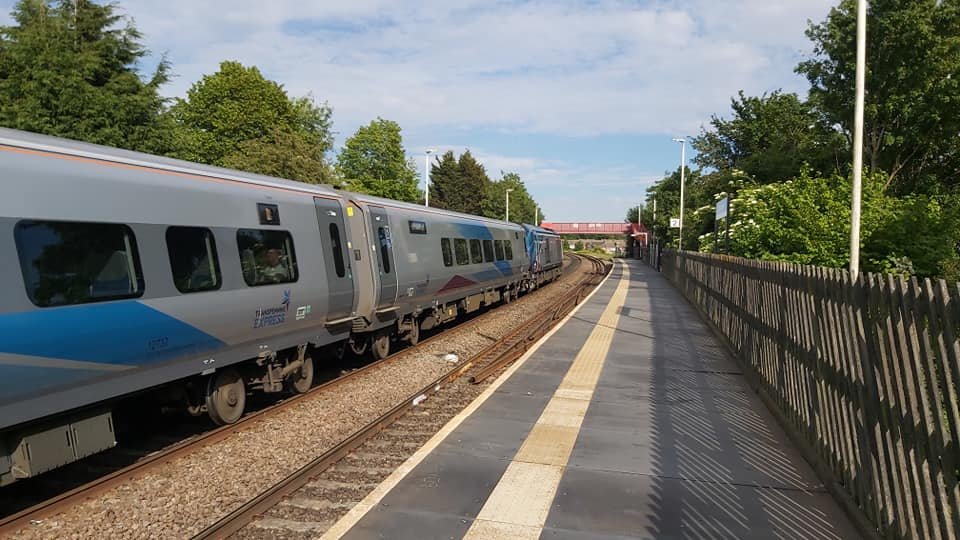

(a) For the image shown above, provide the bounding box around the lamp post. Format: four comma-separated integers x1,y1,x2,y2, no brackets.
850,0,867,278
424,148,436,207
672,137,687,250
505,188,514,222
534,206,539,226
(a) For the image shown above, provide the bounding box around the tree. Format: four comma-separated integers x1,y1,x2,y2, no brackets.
0,0,171,152
797,0,960,193
336,118,420,202
642,165,704,248
483,172,542,224
703,171,890,269
454,151,491,215
429,150,461,209
427,150,491,214
169,61,333,184
692,91,844,183
863,194,960,280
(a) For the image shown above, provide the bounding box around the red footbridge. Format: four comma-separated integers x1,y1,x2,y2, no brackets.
539,221,650,246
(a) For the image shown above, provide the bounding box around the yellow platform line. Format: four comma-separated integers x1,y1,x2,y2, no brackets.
464,262,631,538
321,262,620,539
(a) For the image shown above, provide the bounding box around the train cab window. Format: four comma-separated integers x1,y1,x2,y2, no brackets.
494,240,505,261
469,239,483,264
441,238,454,267
237,229,298,286
166,227,221,293
505,240,514,260
329,224,346,278
482,240,494,262
15,220,145,307
377,226,392,274
454,238,469,265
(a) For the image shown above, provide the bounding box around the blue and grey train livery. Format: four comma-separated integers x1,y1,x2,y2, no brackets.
0,128,561,487
522,224,564,287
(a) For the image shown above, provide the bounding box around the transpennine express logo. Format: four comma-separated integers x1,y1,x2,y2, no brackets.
254,289,292,328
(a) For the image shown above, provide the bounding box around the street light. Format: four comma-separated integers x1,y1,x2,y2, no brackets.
850,0,867,278
424,148,436,207
672,137,687,250
505,188,514,222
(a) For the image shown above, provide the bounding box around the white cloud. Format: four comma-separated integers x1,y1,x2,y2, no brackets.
0,0,837,220
106,0,834,138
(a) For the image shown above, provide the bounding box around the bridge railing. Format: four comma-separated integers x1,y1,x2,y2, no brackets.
661,250,959,540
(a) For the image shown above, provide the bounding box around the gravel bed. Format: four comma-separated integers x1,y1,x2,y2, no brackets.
10,260,594,540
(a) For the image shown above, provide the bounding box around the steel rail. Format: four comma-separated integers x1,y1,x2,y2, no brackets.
193,255,610,539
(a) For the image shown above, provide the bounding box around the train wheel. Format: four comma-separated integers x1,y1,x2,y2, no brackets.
205,368,245,425
405,320,420,346
286,355,314,394
349,336,369,356
372,331,391,360
503,288,513,304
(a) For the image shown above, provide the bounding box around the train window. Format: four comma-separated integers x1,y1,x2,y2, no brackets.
15,220,145,307
454,238,469,265
482,240,494,262
408,220,427,234
441,238,453,267
494,240,505,261
166,227,221,293
505,240,514,260
469,239,482,264
378,226,392,274
329,223,346,278
237,229,298,286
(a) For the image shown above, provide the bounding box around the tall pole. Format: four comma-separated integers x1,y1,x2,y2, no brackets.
673,138,687,250
653,197,657,222
534,207,539,226
849,0,867,278
424,149,435,207
505,189,514,222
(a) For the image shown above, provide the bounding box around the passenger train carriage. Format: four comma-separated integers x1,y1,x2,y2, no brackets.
0,128,561,487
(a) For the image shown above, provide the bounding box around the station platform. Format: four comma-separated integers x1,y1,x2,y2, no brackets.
325,259,861,540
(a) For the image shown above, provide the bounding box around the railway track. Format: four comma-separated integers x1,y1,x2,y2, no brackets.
0,254,607,538
196,255,608,539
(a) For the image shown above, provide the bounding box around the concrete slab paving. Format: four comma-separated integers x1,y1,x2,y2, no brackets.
337,260,861,540
545,467,858,540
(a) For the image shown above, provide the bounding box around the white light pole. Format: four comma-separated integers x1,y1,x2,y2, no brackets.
672,137,687,250
534,206,539,226
505,188,514,222
850,0,867,278
424,148,436,207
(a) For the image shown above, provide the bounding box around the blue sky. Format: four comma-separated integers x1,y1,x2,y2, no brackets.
0,0,836,221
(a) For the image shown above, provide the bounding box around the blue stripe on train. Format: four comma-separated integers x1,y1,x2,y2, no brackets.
454,223,516,277
0,301,226,367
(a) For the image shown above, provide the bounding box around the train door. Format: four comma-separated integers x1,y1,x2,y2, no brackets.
344,200,377,320
368,206,398,308
313,198,355,323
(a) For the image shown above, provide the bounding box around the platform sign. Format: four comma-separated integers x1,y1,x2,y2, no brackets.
669,218,681,228
715,197,729,220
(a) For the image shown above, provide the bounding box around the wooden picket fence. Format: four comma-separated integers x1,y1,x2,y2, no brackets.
661,250,960,540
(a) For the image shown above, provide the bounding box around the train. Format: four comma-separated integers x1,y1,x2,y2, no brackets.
0,128,563,487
